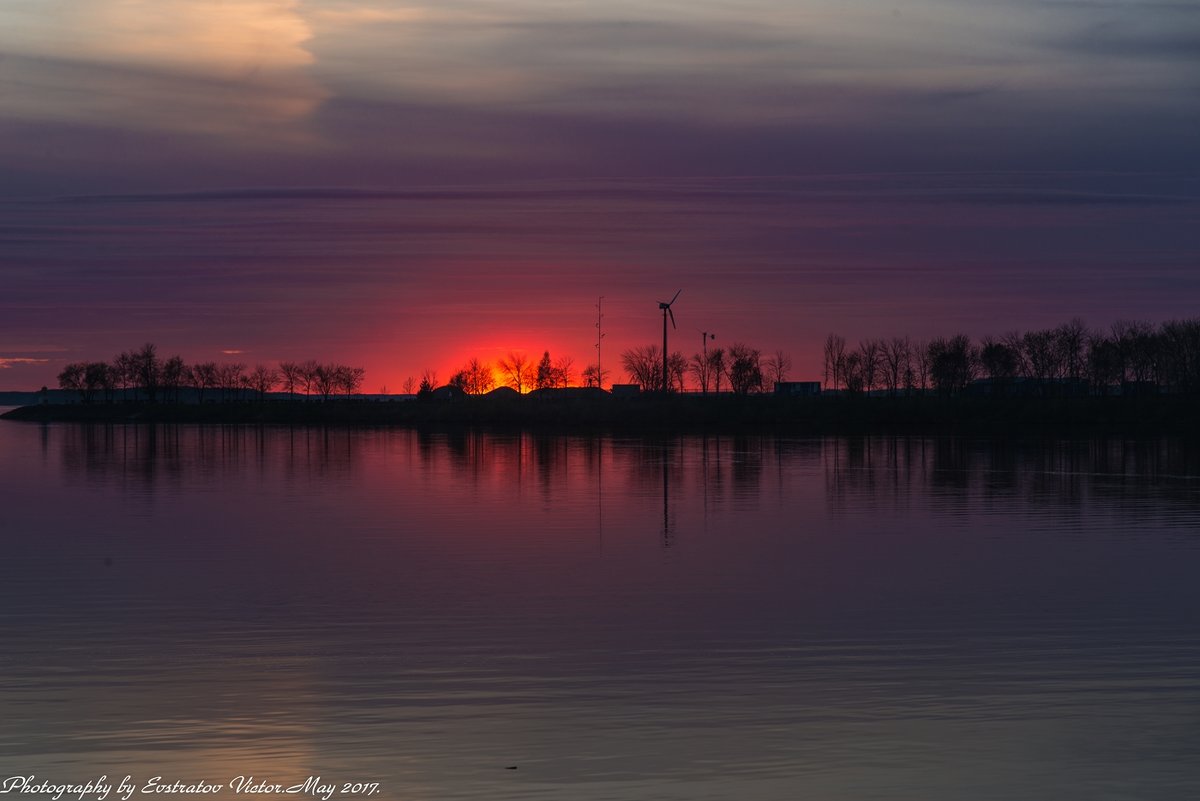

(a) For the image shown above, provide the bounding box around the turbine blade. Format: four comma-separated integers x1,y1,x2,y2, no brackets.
668,307,676,329
670,289,682,305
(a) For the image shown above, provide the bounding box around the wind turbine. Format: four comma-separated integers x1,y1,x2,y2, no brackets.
659,289,681,392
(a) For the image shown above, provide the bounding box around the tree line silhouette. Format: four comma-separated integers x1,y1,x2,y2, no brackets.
54,317,1200,405
427,317,1200,398
450,351,578,394
57,343,365,403
823,318,1200,396
619,343,791,394
411,351,582,396
417,344,791,396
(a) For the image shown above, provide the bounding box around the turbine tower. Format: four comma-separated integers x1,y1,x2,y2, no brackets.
699,330,715,393
659,289,681,392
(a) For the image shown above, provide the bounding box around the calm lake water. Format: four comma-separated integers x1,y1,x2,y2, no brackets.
3,416,1200,800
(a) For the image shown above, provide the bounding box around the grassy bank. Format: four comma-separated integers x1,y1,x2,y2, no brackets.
3,394,1198,434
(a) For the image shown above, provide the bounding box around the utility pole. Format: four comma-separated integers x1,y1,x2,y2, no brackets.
595,296,605,390
701,331,715,394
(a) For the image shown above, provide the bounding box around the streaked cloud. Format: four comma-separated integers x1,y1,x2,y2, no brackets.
0,0,324,138
0,357,51,369
307,0,1199,121
310,6,428,26
0,0,1195,189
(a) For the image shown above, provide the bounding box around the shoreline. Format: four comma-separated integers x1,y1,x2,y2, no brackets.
3,396,1198,435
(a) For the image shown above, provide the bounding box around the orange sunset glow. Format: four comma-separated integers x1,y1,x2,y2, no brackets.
0,0,1195,392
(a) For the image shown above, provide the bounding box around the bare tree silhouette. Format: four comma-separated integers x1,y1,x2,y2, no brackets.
927,335,977,396
57,363,87,402
689,352,712,393
858,339,881,393
979,336,1019,395
337,365,365,396
765,350,792,390
727,343,763,394
132,343,161,402
190,362,218,403
219,362,246,401
162,355,186,403
881,338,910,396
581,363,609,388
823,334,846,391
621,345,662,391
707,347,727,393
111,351,134,401
667,351,687,392
278,362,303,399
554,355,575,388
248,364,280,401
498,352,534,393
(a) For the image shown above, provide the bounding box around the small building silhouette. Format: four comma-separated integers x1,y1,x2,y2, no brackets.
429,385,466,400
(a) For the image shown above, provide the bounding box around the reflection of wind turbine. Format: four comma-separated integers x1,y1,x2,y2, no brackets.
659,289,681,392
663,442,671,546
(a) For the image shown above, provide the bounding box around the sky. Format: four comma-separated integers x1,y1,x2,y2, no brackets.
0,0,1197,390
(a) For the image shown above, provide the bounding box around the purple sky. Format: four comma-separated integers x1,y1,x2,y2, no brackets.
1,0,1197,389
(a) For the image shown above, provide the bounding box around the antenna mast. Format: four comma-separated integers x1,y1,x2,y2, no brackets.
700,330,715,394
595,296,605,390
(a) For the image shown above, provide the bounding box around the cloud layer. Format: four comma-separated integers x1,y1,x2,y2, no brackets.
0,0,1196,194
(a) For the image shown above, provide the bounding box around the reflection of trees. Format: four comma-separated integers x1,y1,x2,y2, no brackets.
57,424,364,493
49,428,811,526
823,435,1200,529
58,424,183,494
420,434,684,543
51,426,1200,537
729,436,765,509
533,436,570,505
